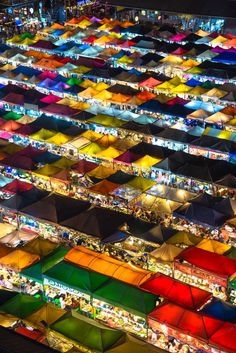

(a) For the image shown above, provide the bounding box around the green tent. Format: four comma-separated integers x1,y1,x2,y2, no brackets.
227,247,236,260
43,261,110,295
19,32,35,40
3,111,22,121
0,289,18,304
50,312,124,352
66,77,83,86
0,293,45,318
93,279,158,317
21,246,69,283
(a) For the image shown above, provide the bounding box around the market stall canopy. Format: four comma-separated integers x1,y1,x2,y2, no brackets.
150,243,182,262
0,249,39,271
201,297,236,323
93,278,159,317
148,302,224,342
60,207,129,239
21,194,90,224
50,312,124,353
196,239,231,255
25,303,66,328
209,322,236,353
141,274,211,309
0,293,44,318
0,229,37,247
65,246,152,286
175,247,236,279
21,237,58,258
166,231,201,246
107,334,164,353
43,261,110,295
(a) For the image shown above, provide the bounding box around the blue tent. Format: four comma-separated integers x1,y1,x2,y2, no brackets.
201,298,236,323
12,65,41,76
212,52,236,65
33,151,61,164
185,78,201,87
184,101,223,113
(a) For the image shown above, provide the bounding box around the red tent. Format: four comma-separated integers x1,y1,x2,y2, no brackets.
114,150,141,165
72,160,97,174
140,274,211,309
40,94,61,104
2,179,33,193
175,247,236,279
37,71,58,80
139,77,162,89
2,93,25,106
149,302,224,342
41,104,80,117
210,322,236,353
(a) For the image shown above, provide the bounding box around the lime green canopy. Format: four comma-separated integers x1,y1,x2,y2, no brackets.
51,313,124,352
21,246,69,283
0,293,45,318
93,279,158,317
66,77,83,86
43,261,110,295
20,32,35,40
3,111,22,121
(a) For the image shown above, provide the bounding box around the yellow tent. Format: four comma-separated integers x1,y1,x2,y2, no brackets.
0,64,16,71
117,55,134,64
210,35,227,46
94,90,113,101
0,249,39,271
96,146,123,159
77,19,92,29
30,129,56,141
0,223,16,239
94,82,110,92
6,35,21,44
22,237,58,257
87,165,115,179
94,35,111,45
0,313,18,328
205,88,228,99
172,84,192,93
46,133,72,145
160,55,183,64
96,135,117,147
51,157,76,169
188,86,207,95
196,239,231,255
80,130,103,141
33,165,61,178
150,243,182,262
167,231,201,246
195,29,210,37
133,155,161,168
25,303,66,329
88,114,125,127
78,87,98,99
205,112,231,124
181,59,199,68
79,142,104,155
128,176,156,191
71,66,91,74
217,130,233,140
79,79,96,88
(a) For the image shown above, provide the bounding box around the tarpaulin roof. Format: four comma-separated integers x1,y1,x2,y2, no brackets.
22,237,57,257
25,303,66,328
196,238,231,255
50,313,124,353
65,246,152,286
166,231,201,246
22,194,90,223
44,260,109,295
89,180,119,195
150,243,182,262
141,274,211,309
149,302,224,342
93,279,159,317
175,247,236,278
0,293,44,318
0,249,39,271
0,229,37,247
209,322,236,353
201,297,236,323
60,207,129,239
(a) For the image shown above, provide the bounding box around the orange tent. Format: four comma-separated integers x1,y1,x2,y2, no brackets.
136,91,157,101
0,249,39,271
51,23,65,30
89,180,119,195
110,93,130,103
35,58,64,70
65,246,152,286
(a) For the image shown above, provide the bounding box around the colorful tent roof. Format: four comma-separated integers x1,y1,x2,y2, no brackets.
175,247,236,278
65,246,152,286
141,274,211,309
